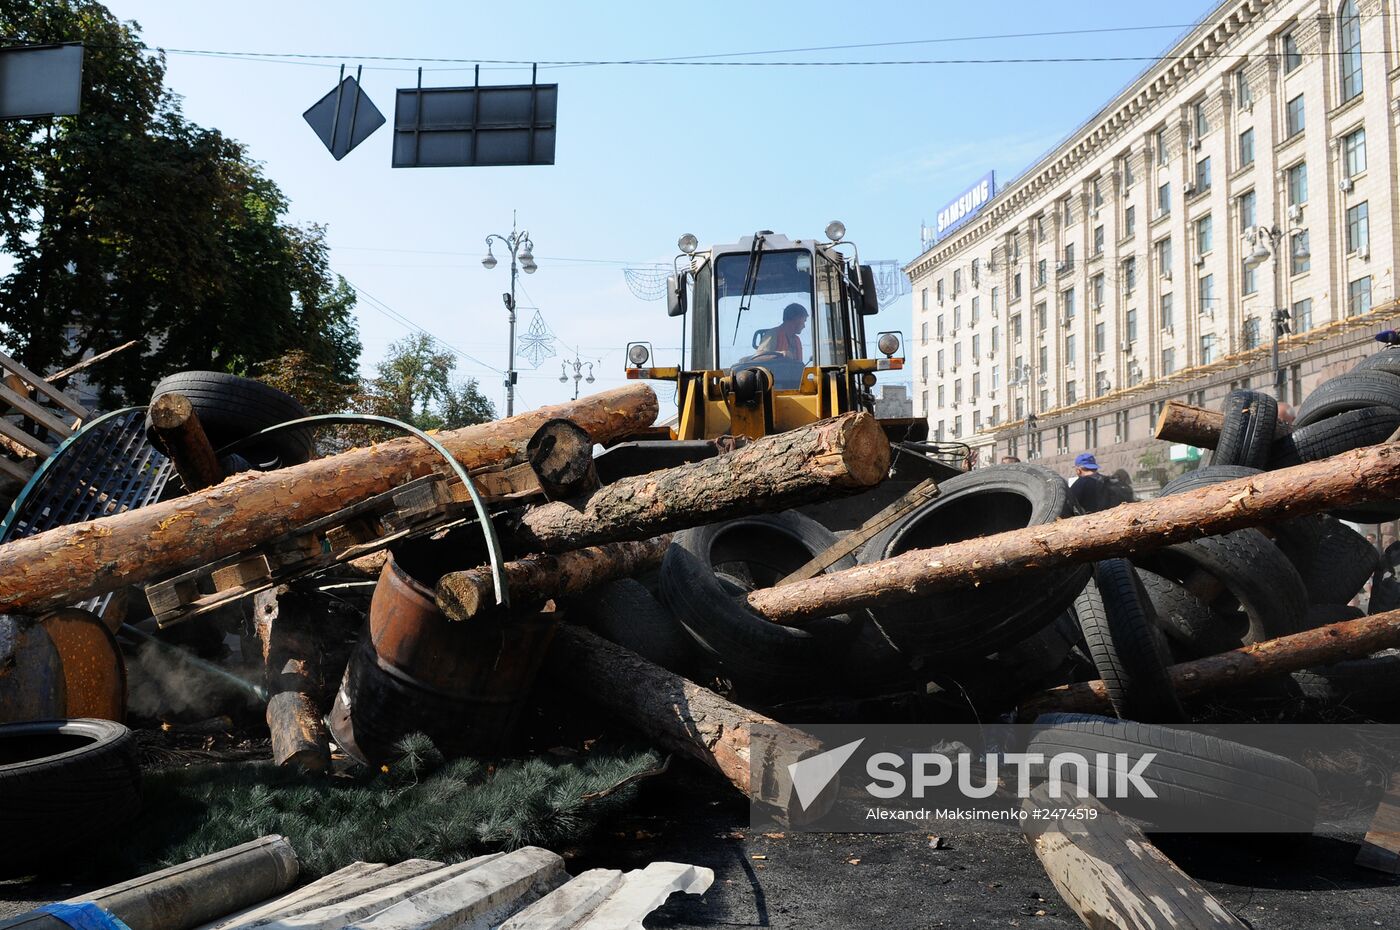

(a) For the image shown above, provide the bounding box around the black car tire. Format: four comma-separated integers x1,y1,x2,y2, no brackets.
1210,390,1277,469
1293,370,1400,428
1302,518,1380,606
0,718,141,873
573,578,694,673
149,371,314,468
1269,406,1400,468
1158,465,1323,574
1072,560,1183,722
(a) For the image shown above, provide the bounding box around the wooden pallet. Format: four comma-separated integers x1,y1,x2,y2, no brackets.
145,474,480,627
0,349,93,484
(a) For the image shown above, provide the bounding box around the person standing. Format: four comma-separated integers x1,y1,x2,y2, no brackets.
1070,452,1113,513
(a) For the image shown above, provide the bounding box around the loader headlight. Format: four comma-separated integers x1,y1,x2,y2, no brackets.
627,343,651,367
877,332,901,357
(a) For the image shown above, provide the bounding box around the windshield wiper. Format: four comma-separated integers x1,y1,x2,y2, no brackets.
731,232,766,346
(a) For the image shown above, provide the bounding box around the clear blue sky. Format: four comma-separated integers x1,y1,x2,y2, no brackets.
103,0,1216,414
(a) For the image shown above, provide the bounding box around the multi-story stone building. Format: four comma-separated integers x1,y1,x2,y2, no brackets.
906,0,1400,485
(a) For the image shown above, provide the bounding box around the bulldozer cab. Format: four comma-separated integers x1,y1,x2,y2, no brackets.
626,228,905,442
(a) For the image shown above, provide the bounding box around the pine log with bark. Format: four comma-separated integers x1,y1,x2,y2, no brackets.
743,443,1400,625
0,385,658,615
499,412,890,553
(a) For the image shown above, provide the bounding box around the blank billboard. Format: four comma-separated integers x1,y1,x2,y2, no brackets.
0,43,83,120
392,81,557,168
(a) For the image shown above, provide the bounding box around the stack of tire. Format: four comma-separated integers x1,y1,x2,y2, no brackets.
147,371,316,475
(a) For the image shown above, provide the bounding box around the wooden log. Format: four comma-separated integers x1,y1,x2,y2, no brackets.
1022,785,1246,929
1016,609,1400,719
266,691,329,772
500,412,890,553
543,624,835,824
1356,770,1400,874
0,384,658,615
436,536,671,622
46,339,140,384
1153,399,1288,448
743,443,1400,625
253,587,330,772
149,392,226,492
526,418,600,500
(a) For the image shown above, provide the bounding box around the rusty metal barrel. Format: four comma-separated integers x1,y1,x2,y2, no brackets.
328,538,558,764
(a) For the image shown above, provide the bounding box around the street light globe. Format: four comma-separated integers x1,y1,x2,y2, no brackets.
518,242,535,263
482,250,498,270
521,258,538,274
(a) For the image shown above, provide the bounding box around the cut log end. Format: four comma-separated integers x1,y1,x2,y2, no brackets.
148,391,196,430
835,413,893,487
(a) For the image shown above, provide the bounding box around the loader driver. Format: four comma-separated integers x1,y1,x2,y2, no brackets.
738,303,809,388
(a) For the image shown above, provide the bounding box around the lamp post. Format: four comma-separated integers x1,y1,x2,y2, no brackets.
482,213,538,417
559,349,596,401
1243,224,1302,400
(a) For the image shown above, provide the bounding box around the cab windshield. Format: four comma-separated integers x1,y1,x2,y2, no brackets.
714,249,816,389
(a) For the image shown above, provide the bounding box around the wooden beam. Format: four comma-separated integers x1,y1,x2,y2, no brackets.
0,382,74,437
1153,399,1287,448
45,340,140,384
1023,786,1247,929
0,349,89,419
777,478,939,586
0,417,53,456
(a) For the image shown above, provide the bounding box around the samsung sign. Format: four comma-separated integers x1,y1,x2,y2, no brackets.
933,171,996,243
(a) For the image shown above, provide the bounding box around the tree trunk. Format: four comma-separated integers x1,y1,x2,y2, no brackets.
253,587,331,772
0,385,658,615
1017,609,1400,718
543,624,835,825
148,392,225,492
500,412,890,553
436,536,671,622
1023,786,1246,929
526,418,600,500
744,443,1400,624
1153,399,1288,448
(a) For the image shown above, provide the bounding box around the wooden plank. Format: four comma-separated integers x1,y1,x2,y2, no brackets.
0,455,34,483
46,340,140,384
210,555,272,592
0,417,53,456
0,349,90,419
0,382,75,437
1356,773,1400,873
776,478,939,587
1022,786,1247,929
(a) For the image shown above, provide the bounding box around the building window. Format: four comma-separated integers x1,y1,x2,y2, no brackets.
937,349,945,372
1162,346,1176,375
1292,297,1313,332
1243,259,1257,296
1198,273,1215,314
1339,0,1363,103
1012,313,1023,342
1123,258,1136,293
921,356,929,381
953,305,962,331
972,371,981,398
1286,94,1305,138
953,269,962,295
1035,302,1047,332
1236,67,1253,109
937,314,945,339
1063,196,1073,227
991,326,999,352
991,286,1000,315
954,342,962,367
973,411,983,432
921,391,929,415
1095,371,1110,397
1287,162,1307,206
954,379,962,404
1238,127,1254,167
1066,381,1077,405
1091,274,1104,310
1156,126,1169,165
1124,205,1135,238
972,333,981,358
1290,230,1310,275
1126,308,1138,343
1193,100,1209,139
920,321,928,346
1065,333,1076,364
971,296,980,325
1038,344,1048,373
1094,224,1104,255
953,416,962,438
937,279,945,302
1243,316,1261,349
1063,243,1075,269
1238,189,1256,233
1349,275,1372,316
1196,214,1213,255
1158,182,1171,216
1347,201,1369,253
971,258,980,287
1160,292,1174,330
937,385,945,407
1156,236,1172,276
1200,332,1217,364
1094,321,1106,355
1037,258,1047,286
1013,273,1022,299
920,288,928,312
1344,127,1366,178
1283,31,1301,72
1063,288,1076,319
1123,155,1135,187
1194,156,1211,192
1092,176,1103,208
992,364,1000,388
1035,215,1046,242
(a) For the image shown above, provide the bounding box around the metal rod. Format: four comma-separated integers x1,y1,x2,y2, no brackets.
329,64,345,158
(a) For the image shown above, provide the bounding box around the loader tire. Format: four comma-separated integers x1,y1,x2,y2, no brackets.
1072,560,1183,722
149,371,314,468
0,718,141,874
1028,713,1319,834
859,464,1089,657
1210,390,1277,469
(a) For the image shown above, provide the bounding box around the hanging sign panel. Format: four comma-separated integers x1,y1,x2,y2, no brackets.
0,43,84,120
303,73,384,161
392,80,557,168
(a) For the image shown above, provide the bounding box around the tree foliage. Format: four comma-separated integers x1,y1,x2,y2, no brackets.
0,1,360,405
361,334,497,431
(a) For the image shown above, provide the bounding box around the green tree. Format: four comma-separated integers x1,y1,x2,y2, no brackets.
362,334,497,431
0,1,360,405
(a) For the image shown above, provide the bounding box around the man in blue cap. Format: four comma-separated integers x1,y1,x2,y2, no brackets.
1070,452,1113,513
